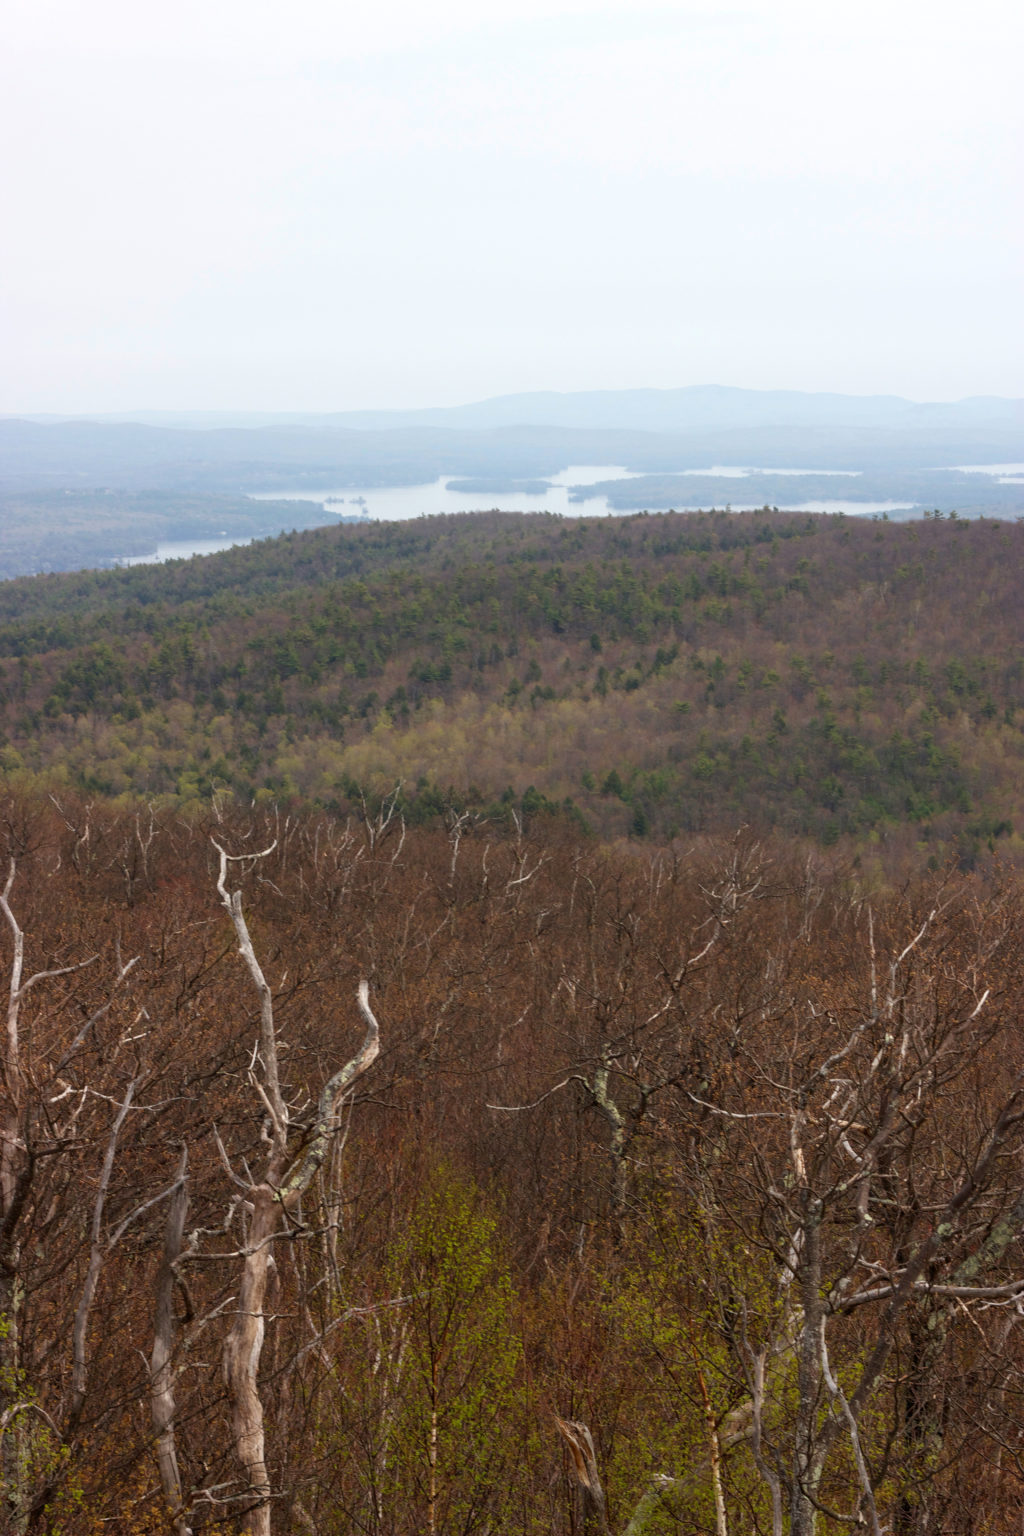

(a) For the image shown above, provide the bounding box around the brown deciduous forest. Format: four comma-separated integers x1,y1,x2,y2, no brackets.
3,793,1024,1534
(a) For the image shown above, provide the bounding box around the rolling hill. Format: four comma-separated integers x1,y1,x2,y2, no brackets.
0,505,1020,870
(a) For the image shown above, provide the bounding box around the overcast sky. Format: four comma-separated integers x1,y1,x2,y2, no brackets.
3,0,1021,412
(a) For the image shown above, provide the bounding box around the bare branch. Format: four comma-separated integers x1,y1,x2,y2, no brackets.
486,1076,576,1112
0,1401,61,1449
818,1317,882,1536
212,839,287,1151
278,981,380,1208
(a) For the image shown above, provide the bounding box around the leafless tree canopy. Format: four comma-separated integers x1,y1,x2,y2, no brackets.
2,795,1024,1534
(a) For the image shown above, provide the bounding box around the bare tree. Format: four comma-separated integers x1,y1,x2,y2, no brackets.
553,874,1024,1535
210,839,381,1536
0,851,144,1533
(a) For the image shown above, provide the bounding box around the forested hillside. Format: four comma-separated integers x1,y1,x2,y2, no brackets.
3,508,1024,1533
2,798,1024,1534
0,508,1021,869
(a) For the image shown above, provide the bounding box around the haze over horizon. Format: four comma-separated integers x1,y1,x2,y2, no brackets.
3,0,1021,415
8,382,1024,434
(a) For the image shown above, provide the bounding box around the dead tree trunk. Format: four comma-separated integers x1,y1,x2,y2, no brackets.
213,841,380,1536
556,1417,611,1535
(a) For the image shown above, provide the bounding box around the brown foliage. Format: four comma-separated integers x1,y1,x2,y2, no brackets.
0,793,1023,1532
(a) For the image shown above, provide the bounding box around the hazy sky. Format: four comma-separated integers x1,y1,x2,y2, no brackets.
3,0,1022,412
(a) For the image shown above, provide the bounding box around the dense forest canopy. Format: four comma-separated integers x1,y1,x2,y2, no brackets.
0,508,1020,869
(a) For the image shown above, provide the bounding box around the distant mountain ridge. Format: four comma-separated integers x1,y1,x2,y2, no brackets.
321,386,1024,435
9,385,1023,435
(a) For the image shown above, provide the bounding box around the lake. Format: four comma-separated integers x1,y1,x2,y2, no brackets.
250,465,644,523
251,464,915,523
955,462,1024,485
119,463,924,564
